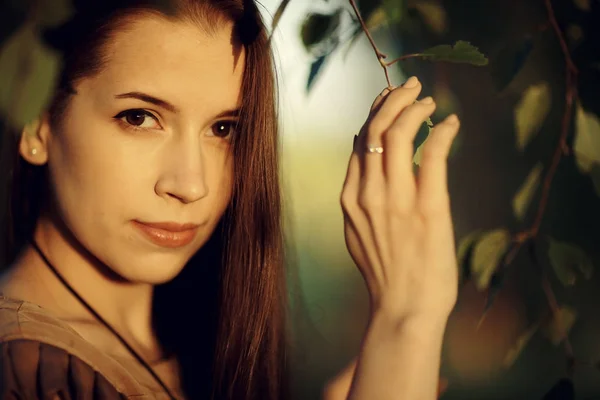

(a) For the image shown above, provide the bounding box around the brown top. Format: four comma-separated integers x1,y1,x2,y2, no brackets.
0,295,185,399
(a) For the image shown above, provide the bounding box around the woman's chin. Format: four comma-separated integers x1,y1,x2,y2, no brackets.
114,260,188,286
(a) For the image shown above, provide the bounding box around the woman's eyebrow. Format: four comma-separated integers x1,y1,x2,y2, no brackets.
214,108,241,119
114,92,178,113
114,92,240,119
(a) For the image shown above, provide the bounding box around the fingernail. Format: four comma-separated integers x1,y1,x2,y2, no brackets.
445,114,459,124
403,76,419,88
420,96,434,104
379,87,392,97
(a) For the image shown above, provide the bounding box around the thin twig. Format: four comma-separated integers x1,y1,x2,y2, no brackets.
544,0,578,74
347,0,393,88
385,53,424,66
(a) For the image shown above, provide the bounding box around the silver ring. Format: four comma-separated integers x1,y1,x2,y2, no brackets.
366,145,384,154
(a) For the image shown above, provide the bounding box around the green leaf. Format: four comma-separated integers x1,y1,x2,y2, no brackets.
547,238,593,286
419,41,488,66
566,25,584,46
471,228,511,291
413,117,460,166
573,103,600,173
504,323,539,367
300,10,342,50
514,82,551,151
456,230,482,282
412,123,432,166
0,25,61,129
512,162,543,220
541,306,577,346
484,269,505,313
365,6,389,30
411,102,435,166
382,0,406,25
356,0,387,25
411,0,447,34
491,35,534,92
271,0,291,33
306,55,327,92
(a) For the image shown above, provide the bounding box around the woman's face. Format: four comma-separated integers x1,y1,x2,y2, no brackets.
36,15,244,284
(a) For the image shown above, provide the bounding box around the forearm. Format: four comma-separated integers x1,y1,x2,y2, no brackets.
347,312,447,400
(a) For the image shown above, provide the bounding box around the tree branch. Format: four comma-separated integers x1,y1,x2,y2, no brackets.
515,0,578,244
544,0,578,74
511,0,579,371
347,0,393,88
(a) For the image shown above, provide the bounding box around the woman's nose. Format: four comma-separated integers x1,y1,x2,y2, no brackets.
154,139,208,204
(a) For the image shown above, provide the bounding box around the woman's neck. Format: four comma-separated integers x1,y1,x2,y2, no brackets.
0,214,158,355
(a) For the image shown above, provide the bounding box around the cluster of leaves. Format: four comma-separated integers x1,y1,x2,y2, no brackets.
271,0,600,398
455,3,600,394
0,0,73,130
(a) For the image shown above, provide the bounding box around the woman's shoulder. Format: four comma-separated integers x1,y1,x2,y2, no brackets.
0,294,80,339
0,295,154,399
0,339,125,399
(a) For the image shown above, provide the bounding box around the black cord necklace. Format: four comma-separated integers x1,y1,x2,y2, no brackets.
29,239,177,400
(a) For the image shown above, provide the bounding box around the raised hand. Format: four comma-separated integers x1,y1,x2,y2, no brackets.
341,75,459,322
335,76,460,400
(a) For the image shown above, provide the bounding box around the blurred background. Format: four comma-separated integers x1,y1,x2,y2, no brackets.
1,0,600,399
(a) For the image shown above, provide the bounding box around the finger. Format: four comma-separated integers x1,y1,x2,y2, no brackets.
357,85,394,185
343,214,380,293
360,78,422,212
369,86,395,114
341,152,385,285
416,114,460,215
366,76,421,146
384,97,437,211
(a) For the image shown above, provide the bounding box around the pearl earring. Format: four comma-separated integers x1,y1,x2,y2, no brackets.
31,148,38,155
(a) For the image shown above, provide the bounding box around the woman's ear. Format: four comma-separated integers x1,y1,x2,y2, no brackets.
19,115,51,166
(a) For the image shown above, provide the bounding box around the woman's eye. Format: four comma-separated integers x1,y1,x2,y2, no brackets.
210,121,237,139
114,109,161,130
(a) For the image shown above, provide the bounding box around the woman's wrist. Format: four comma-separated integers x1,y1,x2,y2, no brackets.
368,309,450,339
346,308,449,400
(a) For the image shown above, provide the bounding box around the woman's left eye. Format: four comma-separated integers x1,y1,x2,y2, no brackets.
210,121,237,139
114,109,161,130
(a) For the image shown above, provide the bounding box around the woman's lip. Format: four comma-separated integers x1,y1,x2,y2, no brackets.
133,221,198,248
135,221,200,232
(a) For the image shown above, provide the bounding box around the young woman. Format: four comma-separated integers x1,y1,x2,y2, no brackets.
0,0,460,399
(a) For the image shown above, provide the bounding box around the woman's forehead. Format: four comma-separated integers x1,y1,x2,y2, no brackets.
86,15,245,111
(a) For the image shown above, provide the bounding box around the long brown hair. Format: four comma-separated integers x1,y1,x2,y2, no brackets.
0,1,288,399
